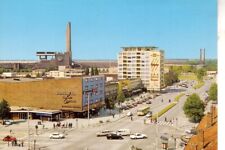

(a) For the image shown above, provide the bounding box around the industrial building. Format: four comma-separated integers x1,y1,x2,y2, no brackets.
0,75,105,119
117,47,164,91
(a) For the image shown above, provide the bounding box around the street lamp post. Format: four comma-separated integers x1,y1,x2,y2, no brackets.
87,93,90,126
156,112,159,150
83,88,97,126
27,110,30,150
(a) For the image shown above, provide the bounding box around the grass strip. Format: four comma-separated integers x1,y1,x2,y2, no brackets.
174,93,185,102
193,80,205,89
151,93,185,120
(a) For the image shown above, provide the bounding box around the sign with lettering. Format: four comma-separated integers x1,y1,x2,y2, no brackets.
57,92,76,104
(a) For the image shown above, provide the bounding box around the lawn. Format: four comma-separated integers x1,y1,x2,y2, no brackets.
178,73,197,81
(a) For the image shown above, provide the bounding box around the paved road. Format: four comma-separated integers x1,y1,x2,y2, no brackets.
0,79,213,150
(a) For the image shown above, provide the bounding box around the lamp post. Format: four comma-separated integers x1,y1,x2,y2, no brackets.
156,112,159,150
27,109,30,150
83,88,97,126
87,93,90,126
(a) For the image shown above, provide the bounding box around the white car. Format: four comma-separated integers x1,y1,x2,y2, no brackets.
127,112,133,117
145,111,152,118
130,133,147,139
4,120,13,125
96,130,113,137
49,132,65,139
117,129,131,136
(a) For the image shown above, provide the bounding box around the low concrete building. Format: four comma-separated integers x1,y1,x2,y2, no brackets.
1,72,16,78
0,75,105,118
46,68,85,78
10,106,62,121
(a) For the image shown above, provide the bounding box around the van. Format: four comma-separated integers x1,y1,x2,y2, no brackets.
117,129,131,136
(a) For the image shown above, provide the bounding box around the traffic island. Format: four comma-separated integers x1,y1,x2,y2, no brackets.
151,93,185,120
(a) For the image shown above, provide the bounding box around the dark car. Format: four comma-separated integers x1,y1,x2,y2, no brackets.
3,135,16,142
146,101,152,104
106,133,123,140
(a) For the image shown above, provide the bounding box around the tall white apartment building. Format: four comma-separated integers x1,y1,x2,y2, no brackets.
118,47,164,91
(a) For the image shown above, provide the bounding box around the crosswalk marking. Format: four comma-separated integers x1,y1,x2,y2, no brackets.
149,121,175,126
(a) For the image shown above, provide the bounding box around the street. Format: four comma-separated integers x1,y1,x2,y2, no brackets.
0,79,213,150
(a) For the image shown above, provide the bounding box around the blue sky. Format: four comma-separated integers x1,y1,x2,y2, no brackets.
0,0,217,60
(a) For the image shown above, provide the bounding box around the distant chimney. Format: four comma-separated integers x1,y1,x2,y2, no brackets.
200,49,202,64
66,22,71,53
203,48,206,64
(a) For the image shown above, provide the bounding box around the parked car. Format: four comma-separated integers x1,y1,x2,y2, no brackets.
3,135,16,142
96,130,113,137
106,133,123,140
117,129,131,136
127,112,133,117
49,132,65,139
185,93,190,96
145,111,152,118
146,101,152,104
3,120,13,125
130,133,147,139
185,128,197,135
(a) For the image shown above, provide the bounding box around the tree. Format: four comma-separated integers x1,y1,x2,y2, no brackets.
209,83,217,101
116,83,125,104
182,65,193,73
196,68,206,81
183,93,205,123
91,67,94,76
36,72,41,78
164,71,179,86
94,67,99,75
85,68,89,75
0,99,11,120
0,68,4,74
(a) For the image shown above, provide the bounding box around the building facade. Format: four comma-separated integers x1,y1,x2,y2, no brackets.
118,47,164,91
0,75,105,118
104,82,118,108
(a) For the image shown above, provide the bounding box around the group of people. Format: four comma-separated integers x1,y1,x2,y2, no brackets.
11,140,23,147
53,122,73,129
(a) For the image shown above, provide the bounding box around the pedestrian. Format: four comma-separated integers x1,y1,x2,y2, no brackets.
71,123,73,128
131,116,133,121
112,113,115,118
53,123,55,129
165,117,167,122
21,140,24,147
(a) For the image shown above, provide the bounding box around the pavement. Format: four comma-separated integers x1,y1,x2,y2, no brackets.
0,79,214,150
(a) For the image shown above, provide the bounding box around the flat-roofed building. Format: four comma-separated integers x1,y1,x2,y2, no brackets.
0,75,105,118
118,47,164,91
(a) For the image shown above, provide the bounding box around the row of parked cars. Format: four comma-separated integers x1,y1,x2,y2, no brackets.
118,93,156,110
96,129,147,140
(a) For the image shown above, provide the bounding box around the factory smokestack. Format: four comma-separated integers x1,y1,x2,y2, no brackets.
66,22,71,53
200,49,202,64
203,48,206,64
